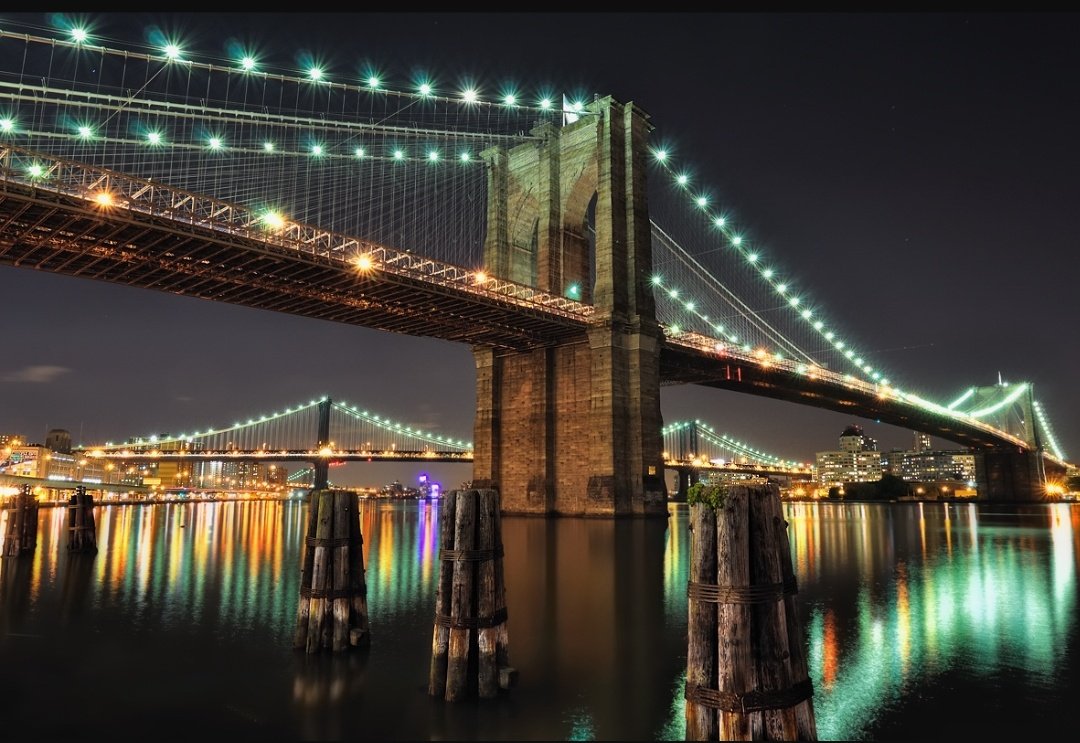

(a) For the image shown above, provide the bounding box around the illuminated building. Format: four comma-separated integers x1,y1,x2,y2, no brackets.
900,451,975,483
816,425,884,485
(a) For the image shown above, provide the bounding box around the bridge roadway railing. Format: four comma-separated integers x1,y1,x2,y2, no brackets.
82,448,474,461
0,144,594,322
665,328,1037,454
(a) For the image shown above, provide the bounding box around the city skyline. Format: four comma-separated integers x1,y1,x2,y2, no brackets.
1,12,1076,487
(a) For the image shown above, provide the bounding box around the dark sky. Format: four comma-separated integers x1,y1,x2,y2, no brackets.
1,12,1077,488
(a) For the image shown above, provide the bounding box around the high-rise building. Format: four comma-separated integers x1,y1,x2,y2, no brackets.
913,432,932,453
816,425,884,485
838,425,878,453
45,429,72,454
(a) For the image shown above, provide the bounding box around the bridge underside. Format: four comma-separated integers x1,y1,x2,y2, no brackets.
0,182,584,351
659,346,1031,453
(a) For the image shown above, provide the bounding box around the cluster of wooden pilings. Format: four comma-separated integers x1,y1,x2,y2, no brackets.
428,488,515,701
1,486,38,558
294,488,370,653
685,482,817,741
67,486,98,554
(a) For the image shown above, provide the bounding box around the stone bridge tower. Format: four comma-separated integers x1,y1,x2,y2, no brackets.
471,96,667,517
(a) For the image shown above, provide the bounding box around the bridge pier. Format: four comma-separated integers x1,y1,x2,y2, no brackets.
973,449,1046,501
312,398,332,491
670,467,700,503
472,97,666,517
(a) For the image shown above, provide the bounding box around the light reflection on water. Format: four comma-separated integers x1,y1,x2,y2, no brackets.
0,498,1076,740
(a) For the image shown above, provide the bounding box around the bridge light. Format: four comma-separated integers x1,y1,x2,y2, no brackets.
474,270,488,284
93,191,114,207
731,235,743,246
651,275,663,285
776,283,787,293
27,163,45,179
762,268,774,279
71,27,89,43
0,118,13,133
801,309,812,319
355,254,374,271
310,144,324,156
676,174,689,186
261,210,286,229
393,149,405,160
813,320,824,330
539,97,552,109
459,152,471,162
668,288,678,298
654,149,668,162
77,125,94,139
503,93,517,105
308,66,324,81
163,43,182,61
747,253,758,263
262,141,275,152
354,147,365,158
208,137,223,150
696,196,708,207
366,75,381,89
714,216,726,228
684,300,694,311
566,283,581,299
146,131,162,145
418,82,433,96
241,56,257,71
788,297,800,307
461,88,479,103
428,150,440,162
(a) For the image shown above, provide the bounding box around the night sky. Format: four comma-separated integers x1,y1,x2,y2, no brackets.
1,12,1077,489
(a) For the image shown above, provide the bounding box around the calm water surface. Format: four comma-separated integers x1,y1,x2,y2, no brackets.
0,499,1077,740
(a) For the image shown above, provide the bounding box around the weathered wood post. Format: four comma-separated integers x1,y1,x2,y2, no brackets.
67,485,98,554
293,488,369,653
1,485,39,558
428,488,515,701
685,481,817,741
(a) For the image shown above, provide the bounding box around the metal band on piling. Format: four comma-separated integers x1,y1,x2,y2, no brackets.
305,536,356,547
433,606,508,630
438,545,504,562
685,678,814,714
687,576,797,605
299,585,366,600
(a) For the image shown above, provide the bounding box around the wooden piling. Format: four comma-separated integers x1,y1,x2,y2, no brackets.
685,482,817,741
293,490,319,649
66,486,98,554
686,502,718,740
293,489,369,653
429,488,513,701
1,486,38,558
428,489,457,696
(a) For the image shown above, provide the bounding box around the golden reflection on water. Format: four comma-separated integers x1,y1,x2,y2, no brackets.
1,499,1078,741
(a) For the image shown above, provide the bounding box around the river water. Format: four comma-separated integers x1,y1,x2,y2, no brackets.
0,498,1076,740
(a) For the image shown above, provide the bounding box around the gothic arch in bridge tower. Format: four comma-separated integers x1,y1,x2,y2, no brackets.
474,97,666,517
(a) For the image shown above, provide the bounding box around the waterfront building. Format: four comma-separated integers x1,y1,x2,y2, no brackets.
816,425,884,485
900,450,976,483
